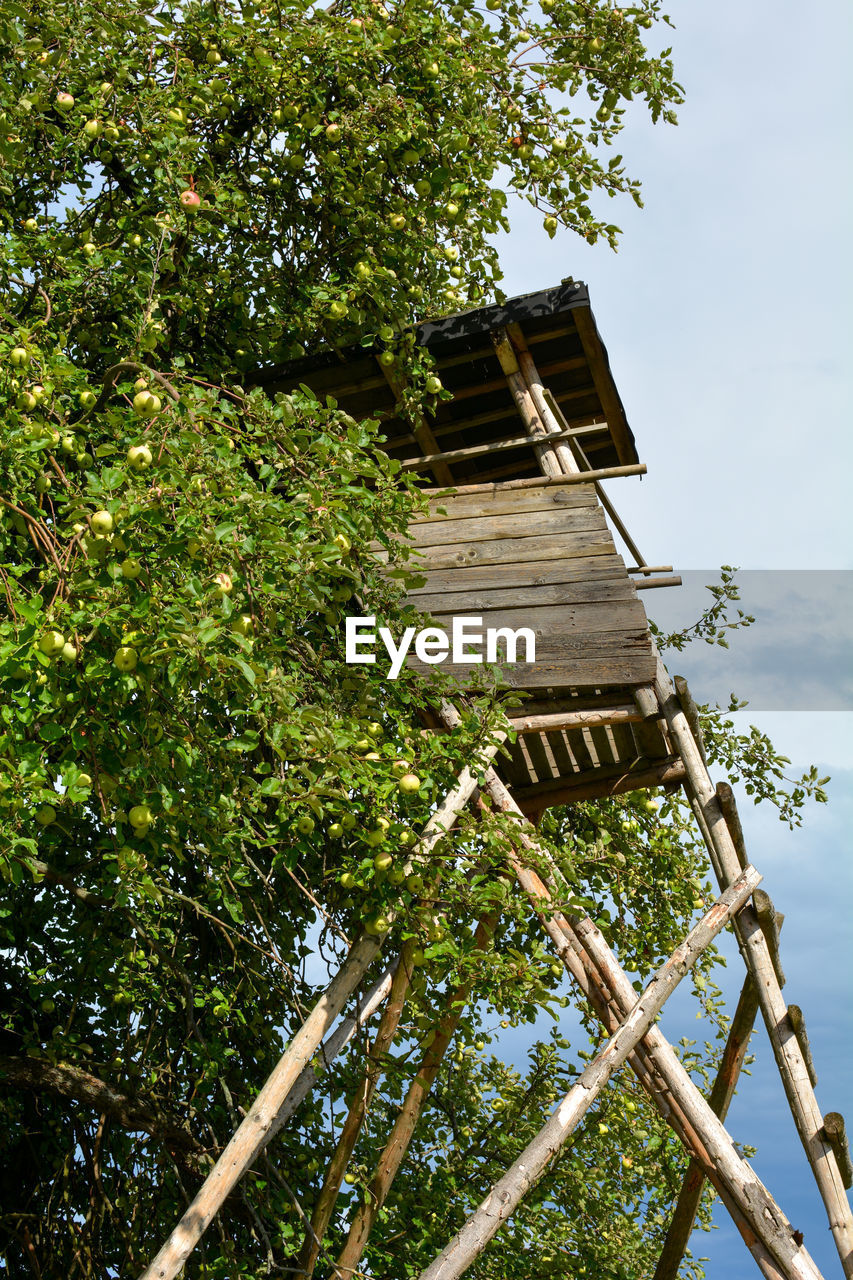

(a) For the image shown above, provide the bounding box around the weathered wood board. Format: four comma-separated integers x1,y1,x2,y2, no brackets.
374,481,657,690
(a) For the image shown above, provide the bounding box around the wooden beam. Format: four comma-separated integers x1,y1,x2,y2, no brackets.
628,564,675,575
635,576,683,591
491,329,563,479
570,304,637,466
508,705,642,733
512,757,687,813
421,464,646,497
505,323,582,476
399,425,599,472
376,358,455,486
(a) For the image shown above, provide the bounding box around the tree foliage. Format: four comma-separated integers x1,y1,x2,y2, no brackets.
0,1,820,1277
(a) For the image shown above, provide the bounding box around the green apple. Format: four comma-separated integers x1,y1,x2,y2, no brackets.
644,798,660,813
23,217,39,232
232,614,254,637
425,375,442,395
128,804,152,827
91,510,113,536
213,572,233,597
374,851,393,872
38,630,65,657
405,872,424,893
121,557,142,579
366,721,383,737
328,821,344,839
398,828,417,847
10,346,30,367
114,645,138,672
133,390,161,416
78,389,97,409
205,48,223,65
365,913,390,936
76,772,93,789
398,773,421,795
55,92,75,113
83,118,102,138
388,213,406,231
378,350,396,368
35,803,57,826
296,814,315,835
333,533,351,554
391,760,410,778
327,299,348,320
325,122,342,143
82,242,97,256
60,641,77,662
127,444,153,471
341,813,357,831
339,870,357,890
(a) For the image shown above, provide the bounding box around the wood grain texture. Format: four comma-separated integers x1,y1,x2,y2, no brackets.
375,529,616,571
404,556,626,596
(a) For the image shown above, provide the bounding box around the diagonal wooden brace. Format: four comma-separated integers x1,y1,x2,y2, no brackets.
435,701,826,1280
417,868,761,1280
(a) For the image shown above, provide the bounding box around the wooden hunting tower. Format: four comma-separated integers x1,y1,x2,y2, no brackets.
146,284,853,1280
273,280,684,815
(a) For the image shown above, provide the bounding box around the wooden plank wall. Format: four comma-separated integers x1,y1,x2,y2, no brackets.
373,482,657,690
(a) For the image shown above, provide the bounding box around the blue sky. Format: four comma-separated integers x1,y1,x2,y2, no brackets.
493,0,852,1272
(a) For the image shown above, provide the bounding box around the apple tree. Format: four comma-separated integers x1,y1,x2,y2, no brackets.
0,1,823,1277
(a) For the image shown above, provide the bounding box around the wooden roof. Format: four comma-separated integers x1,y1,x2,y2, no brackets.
258,280,638,487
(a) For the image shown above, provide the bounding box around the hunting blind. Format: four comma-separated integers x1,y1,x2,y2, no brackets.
141,284,852,1280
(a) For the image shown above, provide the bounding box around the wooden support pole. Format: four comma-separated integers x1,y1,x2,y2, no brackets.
417,869,762,1280
507,705,642,734
491,330,563,479
138,741,503,1280
377,358,455,486
332,914,500,1280
674,676,708,768
504,323,582,476
436,702,825,1280
653,969,764,1280
399,426,590,472
297,942,417,1278
654,661,853,1277
267,960,399,1144
635,576,683,591
422,464,646,496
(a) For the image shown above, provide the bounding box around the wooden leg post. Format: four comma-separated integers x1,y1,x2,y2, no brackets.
654,661,853,1278
297,940,418,1278
434,701,826,1280
417,870,761,1280
137,742,504,1280
332,914,500,1280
